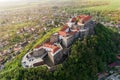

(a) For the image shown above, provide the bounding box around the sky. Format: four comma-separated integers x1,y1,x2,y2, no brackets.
0,0,20,2
0,0,52,2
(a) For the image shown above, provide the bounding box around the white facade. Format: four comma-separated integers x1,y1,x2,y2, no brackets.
22,47,47,68
48,43,63,64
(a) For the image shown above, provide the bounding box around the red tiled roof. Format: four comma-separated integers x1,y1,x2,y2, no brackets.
53,47,59,53
58,25,69,36
78,15,92,23
59,25,79,36
71,17,77,22
60,25,68,31
43,42,60,53
14,47,20,51
108,62,120,67
59,31,67,36
116,55,120,59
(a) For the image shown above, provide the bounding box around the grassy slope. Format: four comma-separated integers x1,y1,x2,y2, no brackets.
0,27,61,75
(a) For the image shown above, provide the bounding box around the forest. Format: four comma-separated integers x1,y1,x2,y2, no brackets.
0,23,120,80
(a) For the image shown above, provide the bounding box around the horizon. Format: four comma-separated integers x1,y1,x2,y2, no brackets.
0,0,50,10
0,0,65,11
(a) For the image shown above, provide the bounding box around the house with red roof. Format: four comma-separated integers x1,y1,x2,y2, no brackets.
108,62,120,68
77,15,92,25
67,15,93,38
42,42,63,64
59,15,93,47
58,25,79,47
116,54,120,60
76,15,92,37
67,15,92,27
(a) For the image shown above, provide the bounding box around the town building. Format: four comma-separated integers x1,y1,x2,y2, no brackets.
77,15,92,25
42,42,63,65
105,73,120,80
22,42,63,68
116,54,120,60
58,25,79,47
59,15,93,47
22,47,47,68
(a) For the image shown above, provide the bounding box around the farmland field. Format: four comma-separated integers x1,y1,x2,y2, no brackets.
84,0,120,10
66,0,120,11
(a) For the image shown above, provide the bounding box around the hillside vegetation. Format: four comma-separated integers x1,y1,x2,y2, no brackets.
0,27,61,77
0,23,120,80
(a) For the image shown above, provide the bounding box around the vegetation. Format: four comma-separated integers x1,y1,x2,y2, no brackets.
0,23,120,80
0,27,61,76
64,23,120,80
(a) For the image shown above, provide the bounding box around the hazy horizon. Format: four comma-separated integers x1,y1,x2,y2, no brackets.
0,0,70,11
0,0,53,10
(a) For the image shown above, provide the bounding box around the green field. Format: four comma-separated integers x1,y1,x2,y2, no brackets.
85,0,120,10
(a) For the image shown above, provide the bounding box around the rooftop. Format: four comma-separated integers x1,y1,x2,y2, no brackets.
59,15,92,37
60,25,69,32
59,25,78,37
108,62,120,67
77,15,92,23
71,17,77,22
116,54,120,59
43,42,60,53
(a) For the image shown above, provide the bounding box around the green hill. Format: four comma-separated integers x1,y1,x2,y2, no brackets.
0,23,120,80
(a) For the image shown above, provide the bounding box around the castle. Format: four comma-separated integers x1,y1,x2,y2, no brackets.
22,15,96,68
